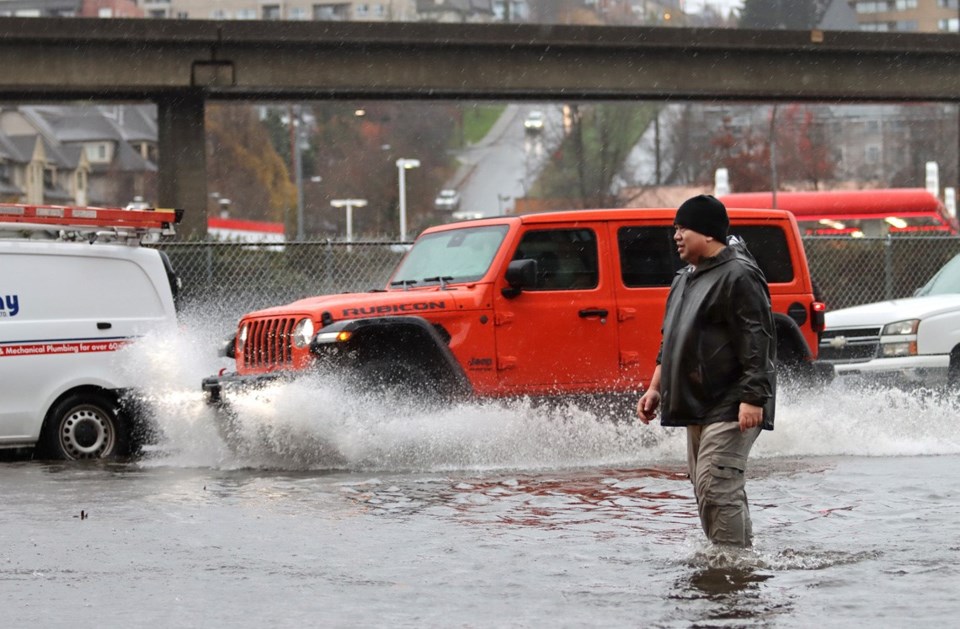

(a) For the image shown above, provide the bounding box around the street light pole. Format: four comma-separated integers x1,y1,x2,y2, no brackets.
395,158,420,241
291,105,305,240
330,198,367,251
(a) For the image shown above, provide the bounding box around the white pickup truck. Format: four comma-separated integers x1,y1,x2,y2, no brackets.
819,253,960,387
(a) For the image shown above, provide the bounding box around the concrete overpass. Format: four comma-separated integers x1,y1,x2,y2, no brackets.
2,16,959,236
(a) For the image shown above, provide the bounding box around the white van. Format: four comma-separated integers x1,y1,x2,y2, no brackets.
0,204,181,460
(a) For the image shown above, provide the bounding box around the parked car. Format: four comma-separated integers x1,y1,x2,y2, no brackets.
204,207,829,449
450,210,485,221
0,203,181,460
434,188,461,212
523,110,545,133
820,252,960,387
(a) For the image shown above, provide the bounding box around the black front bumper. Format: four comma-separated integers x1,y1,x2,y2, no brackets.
202,371,288,404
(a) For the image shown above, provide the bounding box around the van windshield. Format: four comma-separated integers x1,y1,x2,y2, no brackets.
390,225,509,287
915,253,960,296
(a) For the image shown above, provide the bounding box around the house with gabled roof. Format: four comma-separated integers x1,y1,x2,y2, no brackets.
0,125,91,206
0,134,26,202
0,105,156,207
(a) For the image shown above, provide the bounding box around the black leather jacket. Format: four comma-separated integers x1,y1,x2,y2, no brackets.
656,238,777,430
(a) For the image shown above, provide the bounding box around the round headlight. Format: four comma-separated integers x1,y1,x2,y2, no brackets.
293,318,315,349
237,323,249,353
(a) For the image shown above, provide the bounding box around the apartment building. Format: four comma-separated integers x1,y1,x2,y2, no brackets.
142,0,419,20
0,0,141,16
846,0,959,32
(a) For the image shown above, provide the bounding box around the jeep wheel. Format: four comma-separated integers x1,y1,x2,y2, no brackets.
39,392,130,460
947,347,960,389
212,400,245,454
356,358,439,404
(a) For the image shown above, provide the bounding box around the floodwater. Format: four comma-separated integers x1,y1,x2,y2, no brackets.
3,323,960,628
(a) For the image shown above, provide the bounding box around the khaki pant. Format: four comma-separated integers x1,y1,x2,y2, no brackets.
686,421,761,547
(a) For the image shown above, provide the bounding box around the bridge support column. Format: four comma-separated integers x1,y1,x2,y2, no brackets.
157,91,207,238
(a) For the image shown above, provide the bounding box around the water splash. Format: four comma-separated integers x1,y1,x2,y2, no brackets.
760,380,960,458
116,322,960,471
192,376,674,471
684,541,880,573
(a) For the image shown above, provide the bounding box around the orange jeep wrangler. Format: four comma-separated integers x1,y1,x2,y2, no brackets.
203,208,830,415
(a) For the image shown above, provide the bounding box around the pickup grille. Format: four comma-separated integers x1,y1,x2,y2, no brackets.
243,317,296,368
819,327,881,362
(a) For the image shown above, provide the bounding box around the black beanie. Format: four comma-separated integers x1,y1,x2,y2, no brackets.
675,194,729,241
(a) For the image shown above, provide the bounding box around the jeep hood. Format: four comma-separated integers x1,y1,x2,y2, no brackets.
826,293,960,328
243,288,464,321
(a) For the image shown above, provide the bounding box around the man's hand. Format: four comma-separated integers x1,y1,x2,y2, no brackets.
738,402,763,432
636,389,661,424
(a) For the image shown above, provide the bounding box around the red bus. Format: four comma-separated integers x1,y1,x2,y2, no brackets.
719,188,957,237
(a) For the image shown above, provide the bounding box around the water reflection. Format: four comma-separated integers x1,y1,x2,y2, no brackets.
686,565,773,597
674,566,782,627
672,546,784,627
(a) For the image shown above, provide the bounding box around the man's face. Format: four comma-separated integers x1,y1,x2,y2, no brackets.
674,225,711,265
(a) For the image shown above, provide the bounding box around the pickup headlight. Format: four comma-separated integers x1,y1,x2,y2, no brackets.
881,342,917,357
879,319,919,357
292,318,314,348
881,319,919,335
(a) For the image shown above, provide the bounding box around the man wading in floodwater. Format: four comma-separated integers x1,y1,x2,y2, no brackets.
636,194,776,547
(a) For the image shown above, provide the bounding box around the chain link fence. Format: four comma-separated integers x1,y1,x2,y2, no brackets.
805,236,960,310
156,236,960,325
157,241,407,325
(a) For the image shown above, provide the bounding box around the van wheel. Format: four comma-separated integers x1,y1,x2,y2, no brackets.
39,392,130,460
213,401,244,454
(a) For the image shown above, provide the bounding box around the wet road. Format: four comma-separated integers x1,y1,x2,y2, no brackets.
3,328,960,627
4,452,959,628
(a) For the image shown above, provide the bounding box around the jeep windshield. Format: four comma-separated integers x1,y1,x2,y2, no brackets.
390,224,509,287
915,253,960,296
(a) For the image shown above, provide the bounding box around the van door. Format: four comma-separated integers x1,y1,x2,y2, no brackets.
492,225,620,394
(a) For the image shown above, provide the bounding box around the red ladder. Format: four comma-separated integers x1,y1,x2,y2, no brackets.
0,203,182,241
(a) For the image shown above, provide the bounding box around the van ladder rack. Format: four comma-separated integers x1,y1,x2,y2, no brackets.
0,203,183,243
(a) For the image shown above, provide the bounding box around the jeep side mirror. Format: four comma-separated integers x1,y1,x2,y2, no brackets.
502,259,537,298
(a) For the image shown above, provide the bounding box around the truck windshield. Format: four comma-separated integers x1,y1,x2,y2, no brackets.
390,224,509,286
915,253,960,296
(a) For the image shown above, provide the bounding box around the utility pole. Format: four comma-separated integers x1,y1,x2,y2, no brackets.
654,110,661,185
288,104,305,240
769,104,779,209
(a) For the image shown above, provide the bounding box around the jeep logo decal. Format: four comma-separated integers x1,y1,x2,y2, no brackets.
342,301,446,317
0,294,20,317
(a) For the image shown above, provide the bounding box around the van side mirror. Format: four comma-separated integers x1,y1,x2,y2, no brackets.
502,259,537,298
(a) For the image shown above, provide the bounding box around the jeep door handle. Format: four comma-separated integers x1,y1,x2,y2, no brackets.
578,308,608,318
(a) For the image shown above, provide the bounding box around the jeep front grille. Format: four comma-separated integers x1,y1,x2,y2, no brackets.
819,327,881,362
243,317,296,368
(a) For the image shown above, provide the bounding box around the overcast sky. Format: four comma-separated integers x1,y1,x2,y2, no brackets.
684,0,744,15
